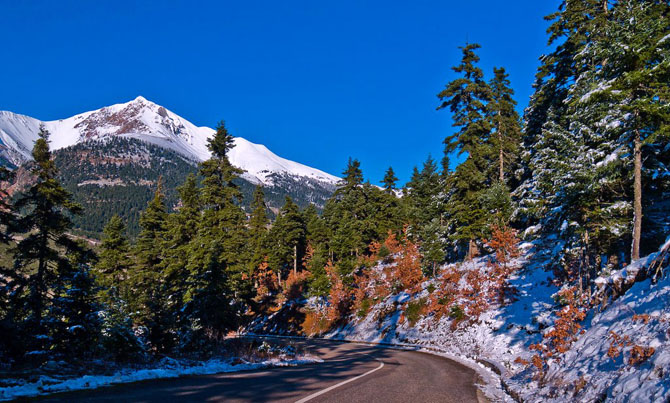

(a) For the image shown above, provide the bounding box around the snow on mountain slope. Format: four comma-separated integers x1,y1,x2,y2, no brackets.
0,96,339,186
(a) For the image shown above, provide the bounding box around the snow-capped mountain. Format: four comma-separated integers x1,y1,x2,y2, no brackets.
0,96,339,187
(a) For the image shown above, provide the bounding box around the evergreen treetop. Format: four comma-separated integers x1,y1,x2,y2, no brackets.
381,166,398,192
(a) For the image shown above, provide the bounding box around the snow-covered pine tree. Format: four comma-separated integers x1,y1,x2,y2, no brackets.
516,0,609,226
578,0,670,259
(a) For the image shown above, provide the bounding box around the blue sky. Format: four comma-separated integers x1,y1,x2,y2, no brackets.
1,0,556,185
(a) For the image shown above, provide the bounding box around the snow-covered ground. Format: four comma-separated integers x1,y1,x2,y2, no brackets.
0,345,321,401
249,235,670,402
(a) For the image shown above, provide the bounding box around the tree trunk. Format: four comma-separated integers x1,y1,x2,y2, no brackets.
498,112,504,183
467,239,478,260
293,244,298,276
631,130,642,260
432,261,436,277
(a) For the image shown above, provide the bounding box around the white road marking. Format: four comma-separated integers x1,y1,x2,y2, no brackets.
294,360,385,403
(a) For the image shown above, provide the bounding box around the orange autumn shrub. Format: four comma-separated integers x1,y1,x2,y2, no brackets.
484,224,520,305
394,237,424,292
426,266,462,320
607,331,632,360
628,345,655,366
284,269,311,300
301,310,330,336
325,260,352,323
462,268,488,320
530,287,587,380
253,260,278,301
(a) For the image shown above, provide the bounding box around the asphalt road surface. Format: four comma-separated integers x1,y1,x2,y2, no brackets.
38,339,484,403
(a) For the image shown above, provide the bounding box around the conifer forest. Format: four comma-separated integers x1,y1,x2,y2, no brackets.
1,1,669,401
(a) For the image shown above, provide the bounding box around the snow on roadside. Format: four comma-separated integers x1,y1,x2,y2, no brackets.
0,355,322,401
247,234,670,402
509,267,670,402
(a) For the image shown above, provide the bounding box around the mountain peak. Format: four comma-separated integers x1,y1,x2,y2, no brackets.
0,98,340,187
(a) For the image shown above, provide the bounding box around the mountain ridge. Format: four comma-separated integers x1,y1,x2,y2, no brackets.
0,96,340,187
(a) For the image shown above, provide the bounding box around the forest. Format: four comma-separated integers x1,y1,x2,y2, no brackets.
0,1,668,395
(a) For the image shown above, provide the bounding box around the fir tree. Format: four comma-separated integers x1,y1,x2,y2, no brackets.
303,204,329,246
130,180,170,351
381,166,398,193
10,126,96,360
248,185,269,271
340,158,363,190
161,173,202,329
183,121,249,342
584,0,670,259
437,43,493,257
488,67,522,185
0,165,14,244
96,217,140,360
269,197,306,284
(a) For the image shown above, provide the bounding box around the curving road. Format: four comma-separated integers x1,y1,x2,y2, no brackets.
38,339,483,403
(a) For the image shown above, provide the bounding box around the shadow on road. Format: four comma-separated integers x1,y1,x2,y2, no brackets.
40,341,398,403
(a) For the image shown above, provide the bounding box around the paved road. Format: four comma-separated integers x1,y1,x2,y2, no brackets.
38,340,483,403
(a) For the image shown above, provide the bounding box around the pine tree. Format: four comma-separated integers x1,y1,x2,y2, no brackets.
583,0,670,259
96,215,131,303
269,197,306,284
161,173,201,332
488,67,522,185
182,121,249,343
96,217,141,360
0,165,14,244
47,242,101,359
130,180,170,351
437,43,492,158
303,204,329,246
437,43,493,257
518,0,611,226
381,166,398,193
340,158,363,190
248,185,269,272
10,126,97,360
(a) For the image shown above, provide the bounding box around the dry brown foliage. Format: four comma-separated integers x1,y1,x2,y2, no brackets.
628,345,655,366
253,260,278,300
530,287,587,380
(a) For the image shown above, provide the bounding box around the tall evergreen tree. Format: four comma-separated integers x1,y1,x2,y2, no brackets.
161,173,202,334
96,215,140,360
96,215,131,304
381,166,398,193
248,185,269,271
269,197,306,283
340,158,363,190
10,126,97,360
584,0,670,259
0,165,14,244
437,43,493,257
130,180,170,351
183,121,249,342
488,67,522,185
303,204,329,247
